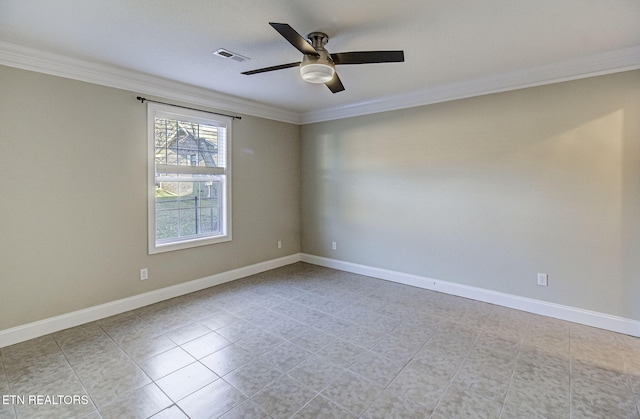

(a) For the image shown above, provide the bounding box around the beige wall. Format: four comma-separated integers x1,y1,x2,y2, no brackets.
0,65,301,330
2,64,638,332
301,70,640,321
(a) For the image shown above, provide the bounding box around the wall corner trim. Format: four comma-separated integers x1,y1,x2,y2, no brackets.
0,254,302,348
301,253,640,338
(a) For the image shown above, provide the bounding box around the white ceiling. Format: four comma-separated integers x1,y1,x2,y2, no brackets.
1,0,639,123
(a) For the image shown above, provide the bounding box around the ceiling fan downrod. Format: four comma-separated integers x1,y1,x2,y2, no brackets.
307,32,329,51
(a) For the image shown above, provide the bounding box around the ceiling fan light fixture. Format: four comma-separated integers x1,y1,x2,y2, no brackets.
242,23,404,94
300,62,335,83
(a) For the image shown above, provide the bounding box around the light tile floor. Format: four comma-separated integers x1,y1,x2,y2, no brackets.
1,262,639,418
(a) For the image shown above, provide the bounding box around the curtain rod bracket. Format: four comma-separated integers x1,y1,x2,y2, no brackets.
136,96,241,120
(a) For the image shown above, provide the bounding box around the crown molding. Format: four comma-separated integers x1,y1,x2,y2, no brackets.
300,45,640,124
1,41,638,125
0,41,301,124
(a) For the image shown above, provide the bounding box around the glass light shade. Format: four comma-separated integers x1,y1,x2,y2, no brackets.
300,63,335,83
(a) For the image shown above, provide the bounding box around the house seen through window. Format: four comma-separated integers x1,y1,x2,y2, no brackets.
148,103,231,254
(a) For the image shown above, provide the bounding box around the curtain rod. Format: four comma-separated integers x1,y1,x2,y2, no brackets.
136,96,242,120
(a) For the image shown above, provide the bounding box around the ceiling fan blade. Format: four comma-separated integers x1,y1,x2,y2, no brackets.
269,22,320,56
331,51,404,65
241,62,301,75
326,72,345,93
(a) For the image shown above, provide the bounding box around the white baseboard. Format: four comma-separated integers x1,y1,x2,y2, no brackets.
0,254,302,348
301,254,640,338
3,252,638,348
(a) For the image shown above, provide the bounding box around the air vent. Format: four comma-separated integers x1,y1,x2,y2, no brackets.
213,49,249,62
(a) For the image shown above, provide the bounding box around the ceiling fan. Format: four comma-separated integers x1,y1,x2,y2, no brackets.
242,22,405,93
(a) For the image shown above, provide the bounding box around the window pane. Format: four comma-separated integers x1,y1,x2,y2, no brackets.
199,152,215,167
155,147,166,165
198,180,219,233
154,118,172,148
154,117,221,169
179,212,196,236
156,208,179,240
199,208,218,233
155,179,222,242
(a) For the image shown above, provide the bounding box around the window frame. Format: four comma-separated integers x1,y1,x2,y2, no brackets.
147,102,232,254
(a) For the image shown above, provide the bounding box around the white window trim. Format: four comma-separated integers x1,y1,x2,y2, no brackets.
147,102,232,254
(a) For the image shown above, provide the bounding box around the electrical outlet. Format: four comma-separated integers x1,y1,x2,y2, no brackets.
537,273,548,287
140,268,148,281
277,240,282,249
332,241,337,250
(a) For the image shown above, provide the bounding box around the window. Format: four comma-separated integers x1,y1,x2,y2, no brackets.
147,103,231,254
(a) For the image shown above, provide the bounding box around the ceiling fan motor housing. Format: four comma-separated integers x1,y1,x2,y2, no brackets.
300,32,335,83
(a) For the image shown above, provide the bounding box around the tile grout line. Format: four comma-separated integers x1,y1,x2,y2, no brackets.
568,324,574,419
616,334,640,417
0,350,18,418
497,319,528,418
91,316,192,417
51,332,100,416
426,323,483,418
94,316,163,413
